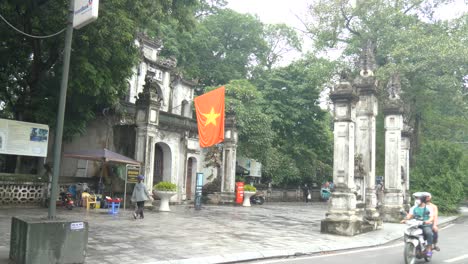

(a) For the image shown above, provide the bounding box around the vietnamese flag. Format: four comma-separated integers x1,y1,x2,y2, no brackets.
194,86,225,147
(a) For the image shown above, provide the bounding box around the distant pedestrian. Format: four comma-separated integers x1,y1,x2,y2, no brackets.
131,175,151,219
302,184,310,203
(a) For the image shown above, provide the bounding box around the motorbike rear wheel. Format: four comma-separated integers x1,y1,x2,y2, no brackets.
256,196,265,205
404,243,416,264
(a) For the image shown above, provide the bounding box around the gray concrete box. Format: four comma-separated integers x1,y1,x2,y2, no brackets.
10,217,88,264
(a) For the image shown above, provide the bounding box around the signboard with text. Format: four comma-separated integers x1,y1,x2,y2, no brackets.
0,118,49,157
126,165,140,183
73,0,99,29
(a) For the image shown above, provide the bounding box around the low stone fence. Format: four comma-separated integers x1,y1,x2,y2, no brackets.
0,173,97,207
203,188,322,205
264,188,321,202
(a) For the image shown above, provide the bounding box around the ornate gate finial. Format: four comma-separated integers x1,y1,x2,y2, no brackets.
386,72,401,100
358,40,376,77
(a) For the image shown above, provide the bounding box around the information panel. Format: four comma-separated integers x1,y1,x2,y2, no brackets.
0,118,49,157
126,165,140,183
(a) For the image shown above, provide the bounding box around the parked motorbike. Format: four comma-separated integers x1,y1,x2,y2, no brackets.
320,188,331,201
59,191,74,210
250,192,265,205
44,191,74,210
403,219,433,264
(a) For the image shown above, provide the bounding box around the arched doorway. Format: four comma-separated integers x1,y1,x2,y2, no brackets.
186,157,197,199
153,142,172,186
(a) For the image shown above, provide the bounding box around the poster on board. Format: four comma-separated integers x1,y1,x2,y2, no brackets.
0,118,49,157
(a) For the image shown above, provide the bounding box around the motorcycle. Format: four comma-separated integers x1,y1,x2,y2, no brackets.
59,191,74,210
46,191,74,210
250,192,265,205
403,219,433,264
320,188,331,201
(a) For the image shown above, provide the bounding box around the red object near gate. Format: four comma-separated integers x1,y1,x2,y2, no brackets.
235,182,244,204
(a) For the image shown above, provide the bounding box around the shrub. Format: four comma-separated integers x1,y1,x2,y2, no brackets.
410,140,466,213
154,181,177,192
244,184,256,192
202,177,221,195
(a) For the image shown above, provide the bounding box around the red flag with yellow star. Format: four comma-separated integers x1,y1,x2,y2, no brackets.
194,86,225,147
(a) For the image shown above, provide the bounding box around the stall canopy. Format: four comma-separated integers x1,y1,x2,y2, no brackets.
63,148,140,165
63,148,140,194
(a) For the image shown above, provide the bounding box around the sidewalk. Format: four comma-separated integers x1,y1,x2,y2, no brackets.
0,202,459,264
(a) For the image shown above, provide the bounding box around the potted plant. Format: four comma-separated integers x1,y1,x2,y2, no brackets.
153,182,177,212
242,184,256,207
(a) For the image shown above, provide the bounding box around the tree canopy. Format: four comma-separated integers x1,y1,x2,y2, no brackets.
0,0,198,137
306,0,467,207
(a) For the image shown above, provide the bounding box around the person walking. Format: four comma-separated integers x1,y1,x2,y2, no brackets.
131,175,151,219
302,184,310,203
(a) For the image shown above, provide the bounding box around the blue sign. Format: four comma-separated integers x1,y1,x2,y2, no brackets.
195,173,203,210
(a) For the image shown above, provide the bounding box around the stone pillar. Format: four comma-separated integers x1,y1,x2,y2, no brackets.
354,74,380,222
222,114,238,193
401,125,411,210
134,71,162,193
321,77,363,236
382,73,404,222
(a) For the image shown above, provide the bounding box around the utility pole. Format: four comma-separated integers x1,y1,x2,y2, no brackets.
48,0,74,219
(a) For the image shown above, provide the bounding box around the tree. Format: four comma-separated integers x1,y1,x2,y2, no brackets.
262,23,302,70
306,0,468,181
0,0,197,137
253,54,336,186
410,140,466,213
206,79,275,163
159,9,268,87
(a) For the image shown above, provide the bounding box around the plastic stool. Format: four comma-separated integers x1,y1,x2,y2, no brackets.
108,200,121,214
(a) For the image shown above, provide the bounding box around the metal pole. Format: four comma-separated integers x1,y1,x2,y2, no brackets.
48,0,74,219
124,165,128,211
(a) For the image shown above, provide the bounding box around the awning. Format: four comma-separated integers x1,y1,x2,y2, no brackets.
63,148,140,165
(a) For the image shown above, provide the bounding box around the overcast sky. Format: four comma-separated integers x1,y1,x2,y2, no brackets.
227,0,468,60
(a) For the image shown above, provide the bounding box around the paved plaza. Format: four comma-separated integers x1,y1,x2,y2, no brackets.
0,202,458,264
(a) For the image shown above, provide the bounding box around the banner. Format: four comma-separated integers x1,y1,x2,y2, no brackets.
194,86,225,147
0,119,49,157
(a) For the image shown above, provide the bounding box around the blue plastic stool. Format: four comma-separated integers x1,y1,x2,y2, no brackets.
108,200,121,214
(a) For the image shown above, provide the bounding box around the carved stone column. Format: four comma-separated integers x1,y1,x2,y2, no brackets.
354,74,380,223
401,124,411,210
382,73,404,222
222,113,237,193
321,76,363,236
135,71,162,193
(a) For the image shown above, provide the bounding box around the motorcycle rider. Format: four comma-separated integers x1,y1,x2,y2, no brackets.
426,193,440,251
401,193,434,257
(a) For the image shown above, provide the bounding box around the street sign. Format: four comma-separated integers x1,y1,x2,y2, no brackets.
194,173,203,210
73,0,99,29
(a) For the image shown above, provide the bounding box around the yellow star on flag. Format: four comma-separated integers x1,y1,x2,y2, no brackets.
202,107,221,126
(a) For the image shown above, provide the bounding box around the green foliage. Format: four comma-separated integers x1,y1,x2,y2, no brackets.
243,184,256,192
202,177,221,195
307,0,468,194
205,80,275,165
154,181,177,192
262,23,302,69
252,55,335,186
410,140,466,213
0,0,197,139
